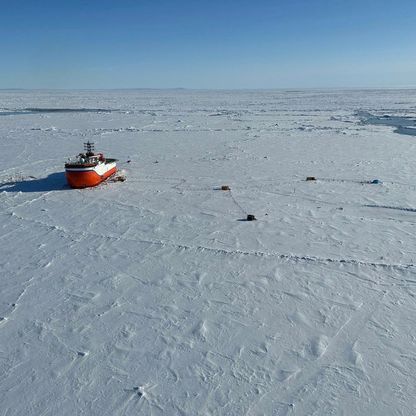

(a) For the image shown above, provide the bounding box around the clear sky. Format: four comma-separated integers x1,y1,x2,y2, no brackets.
1,0,415,89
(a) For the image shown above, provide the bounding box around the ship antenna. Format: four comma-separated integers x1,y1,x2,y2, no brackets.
84,141,95,156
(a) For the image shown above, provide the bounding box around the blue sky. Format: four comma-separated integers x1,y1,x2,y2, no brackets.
1,0,415,89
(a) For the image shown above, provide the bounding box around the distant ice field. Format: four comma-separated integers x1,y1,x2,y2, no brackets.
1,89,416,415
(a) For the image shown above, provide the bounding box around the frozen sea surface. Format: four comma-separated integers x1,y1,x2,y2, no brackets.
1,89,416,415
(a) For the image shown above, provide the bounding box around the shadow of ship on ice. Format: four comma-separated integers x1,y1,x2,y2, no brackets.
0,172,68,193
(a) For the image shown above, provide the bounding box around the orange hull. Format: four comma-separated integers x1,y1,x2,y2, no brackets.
66,166,117,188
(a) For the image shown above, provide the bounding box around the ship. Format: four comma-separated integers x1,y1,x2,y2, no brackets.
65,142,117,188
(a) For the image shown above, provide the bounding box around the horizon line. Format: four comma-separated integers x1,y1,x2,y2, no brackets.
1,86,416,92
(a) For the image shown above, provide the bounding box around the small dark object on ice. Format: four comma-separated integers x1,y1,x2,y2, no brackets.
132,387,143,397
306,176,316,181
371,179,382,184
113,175,126,182
246,214,256,221
154,160,159,164
221,185,231,191
126,160,131,163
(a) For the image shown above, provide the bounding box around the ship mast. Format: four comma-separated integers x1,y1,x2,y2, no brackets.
84,141,95,157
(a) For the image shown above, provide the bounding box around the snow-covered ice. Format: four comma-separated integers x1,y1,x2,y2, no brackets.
1,89,416,415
